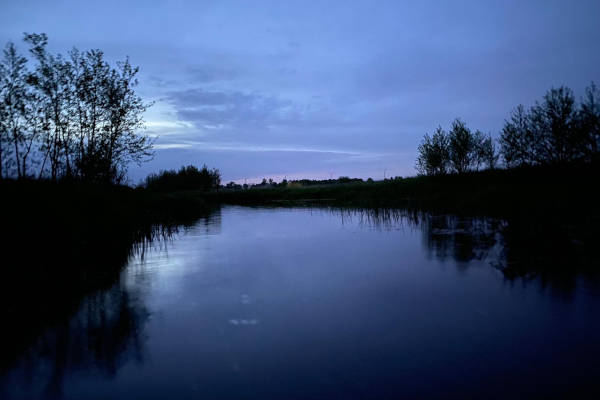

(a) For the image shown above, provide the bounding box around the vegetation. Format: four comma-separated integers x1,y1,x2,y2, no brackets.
0,34,152,183
210,162,599,218
0,178,217,371
416,83,600,175
145,164,221,192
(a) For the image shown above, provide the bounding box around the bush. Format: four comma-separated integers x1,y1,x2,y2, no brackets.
145,165,220,192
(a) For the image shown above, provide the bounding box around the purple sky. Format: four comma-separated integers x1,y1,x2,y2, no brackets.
2,0,599,183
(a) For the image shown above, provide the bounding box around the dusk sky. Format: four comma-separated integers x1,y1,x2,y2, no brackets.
1,0,599,183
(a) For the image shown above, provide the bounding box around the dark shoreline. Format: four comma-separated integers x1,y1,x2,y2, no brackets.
209,162,600,219
0,180,216,372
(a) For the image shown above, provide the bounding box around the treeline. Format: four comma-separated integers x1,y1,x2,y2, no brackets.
145,165,221,192
0,34,152,183
223,176,367,190
416,83,600,175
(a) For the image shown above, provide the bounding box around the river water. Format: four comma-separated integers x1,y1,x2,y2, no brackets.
2,206,599,399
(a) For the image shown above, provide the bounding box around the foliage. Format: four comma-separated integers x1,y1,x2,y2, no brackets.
448,119,477,174
416,126,449,175
145,164,221,192
418,83,600,175
499,84,600,167
417,120,495,175
499,104,536,167
0,33,153,183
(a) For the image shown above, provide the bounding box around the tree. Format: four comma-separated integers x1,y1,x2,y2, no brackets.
499,104,537,167
0,32,155,183
24,33,74,180
530,86,578,164
416,126,450,175
578,82,600,161
476,132,499,170
0,42,29,178
0,47,8,178
101,58,153,183
448,118,476,173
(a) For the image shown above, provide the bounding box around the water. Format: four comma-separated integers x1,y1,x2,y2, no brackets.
2,206,600,399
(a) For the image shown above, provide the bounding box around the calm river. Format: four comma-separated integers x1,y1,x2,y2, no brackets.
2,206,599,399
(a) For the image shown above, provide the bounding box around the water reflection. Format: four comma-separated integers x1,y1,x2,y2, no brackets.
333,207,597,295
419,214,503,264
1,206,598,399
4,285,147,399
0,208,222,399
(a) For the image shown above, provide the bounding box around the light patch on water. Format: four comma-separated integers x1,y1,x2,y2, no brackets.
229,319,259,325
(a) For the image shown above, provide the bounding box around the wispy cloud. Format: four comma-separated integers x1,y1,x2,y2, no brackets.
154,139,397,159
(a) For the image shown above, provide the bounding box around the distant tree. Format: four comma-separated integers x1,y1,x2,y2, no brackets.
578,82,600,161
417,84,600,174
530,86,579,164
476,132,499,169
499,105,537,167
471,130,486,170
415,126,450,175
448,119,477,173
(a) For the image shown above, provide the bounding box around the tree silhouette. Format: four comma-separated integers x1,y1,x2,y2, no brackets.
0,33,153,183
448,118,476,174
417,83,600,175
415,126,449,175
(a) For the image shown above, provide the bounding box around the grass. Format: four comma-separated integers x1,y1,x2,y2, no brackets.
210,162,600,219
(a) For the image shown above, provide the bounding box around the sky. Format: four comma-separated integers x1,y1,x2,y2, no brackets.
1,0,599,183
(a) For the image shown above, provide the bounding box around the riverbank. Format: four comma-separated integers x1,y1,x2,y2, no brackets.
0,180,217,371
210,162,600,219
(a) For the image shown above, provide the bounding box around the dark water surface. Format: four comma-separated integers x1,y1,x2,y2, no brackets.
2,206,600,399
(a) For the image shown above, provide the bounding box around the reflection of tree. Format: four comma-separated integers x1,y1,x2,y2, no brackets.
0,207,222,398
0,247,152,399
333,207,596,296
420,215,503,264
494,219,597,297
22,284,148,399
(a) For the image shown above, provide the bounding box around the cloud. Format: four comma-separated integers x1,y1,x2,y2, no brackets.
166,88,295,129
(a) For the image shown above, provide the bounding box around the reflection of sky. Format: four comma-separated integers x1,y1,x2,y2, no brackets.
2,0,599,183
3,207,600,398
